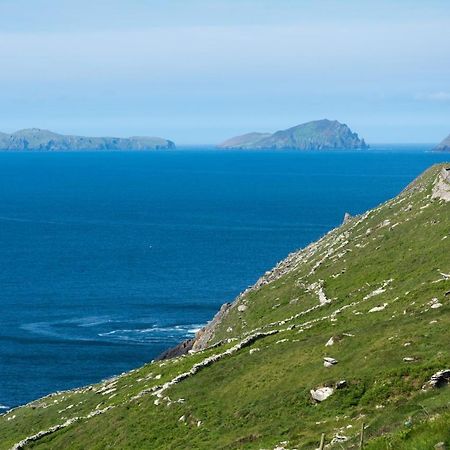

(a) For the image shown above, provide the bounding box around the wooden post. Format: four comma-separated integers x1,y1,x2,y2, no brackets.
359,422,365,449
319,433,325,450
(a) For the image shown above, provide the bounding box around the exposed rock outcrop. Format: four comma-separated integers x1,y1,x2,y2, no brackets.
431,167,450,202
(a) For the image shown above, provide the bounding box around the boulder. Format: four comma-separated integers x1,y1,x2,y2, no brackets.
423,369,450,389
323,357,338,367
310,387,334,402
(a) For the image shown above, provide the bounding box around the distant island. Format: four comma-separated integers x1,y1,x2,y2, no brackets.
0,128,175,151
434,133,450,152
218,119,368,150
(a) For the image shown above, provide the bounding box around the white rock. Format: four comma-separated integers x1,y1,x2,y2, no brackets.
431,303,443,309
324,357,338,367
325,337,334,347
237,304,247,312
310,387,334,402
369,303,388,313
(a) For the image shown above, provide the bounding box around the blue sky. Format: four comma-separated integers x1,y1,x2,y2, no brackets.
0,0,449,144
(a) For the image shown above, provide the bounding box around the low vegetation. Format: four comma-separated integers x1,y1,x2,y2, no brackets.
1,163,449,449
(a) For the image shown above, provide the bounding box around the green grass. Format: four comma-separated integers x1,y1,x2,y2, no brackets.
1,163,449,449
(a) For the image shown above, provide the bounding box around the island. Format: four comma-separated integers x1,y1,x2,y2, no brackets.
218,119,368,150
434,133,450,151
0,128,175,151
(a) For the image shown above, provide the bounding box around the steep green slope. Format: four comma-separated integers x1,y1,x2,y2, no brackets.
1,164,449,450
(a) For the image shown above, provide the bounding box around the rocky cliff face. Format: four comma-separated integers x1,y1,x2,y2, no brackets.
0,128,175,151
218,119,368,150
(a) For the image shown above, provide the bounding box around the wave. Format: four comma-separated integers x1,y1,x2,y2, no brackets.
98,324,203,344
20,316,203,345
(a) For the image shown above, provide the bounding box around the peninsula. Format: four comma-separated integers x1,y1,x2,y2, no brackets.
1,163,449,449
0,128,175,151
218,119,368,150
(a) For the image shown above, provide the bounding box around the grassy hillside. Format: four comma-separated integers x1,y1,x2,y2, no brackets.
1,164,449,449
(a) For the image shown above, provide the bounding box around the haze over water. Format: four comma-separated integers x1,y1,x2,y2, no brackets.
0,146,448,409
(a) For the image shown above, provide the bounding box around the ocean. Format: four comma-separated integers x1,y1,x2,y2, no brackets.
0,146,448,410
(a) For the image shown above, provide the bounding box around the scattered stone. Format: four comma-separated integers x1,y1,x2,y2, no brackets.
403,357,416,362
325,337,334,347
369,303,388,313
323,357,338,367
423,370,450,389
435,442,447,450
178,415,186,422
310,387,334,402
249,348,260,355
331,435,349,445
237,304,247,312
336,380,347,389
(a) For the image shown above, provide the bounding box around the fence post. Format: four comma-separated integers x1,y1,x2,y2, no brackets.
359,422,365,449
319,433,325,450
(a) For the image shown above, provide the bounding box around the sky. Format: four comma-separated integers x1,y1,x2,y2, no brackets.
0,0,449,144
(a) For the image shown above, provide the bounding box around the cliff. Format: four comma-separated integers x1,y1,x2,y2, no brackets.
0,128,175,151
218,119,368,150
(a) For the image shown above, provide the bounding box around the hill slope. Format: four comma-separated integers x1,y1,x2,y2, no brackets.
1,164,449,450
0,128,175,151
218,120,368,150
434,134,450,152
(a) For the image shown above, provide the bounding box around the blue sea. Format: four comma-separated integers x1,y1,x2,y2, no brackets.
0,146,448,410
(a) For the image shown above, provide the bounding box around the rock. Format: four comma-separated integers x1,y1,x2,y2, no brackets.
343,212,352,224
237,304,247,312
403,357,415,362
249,348,260,355
369,303,388,313
156,338,195,360
331,435,349,444
310,387,334,402
325,337,335,347
435,442,447,450
336,380,347,389
423,369,450,389
178,415,186,422
323,357,338,367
